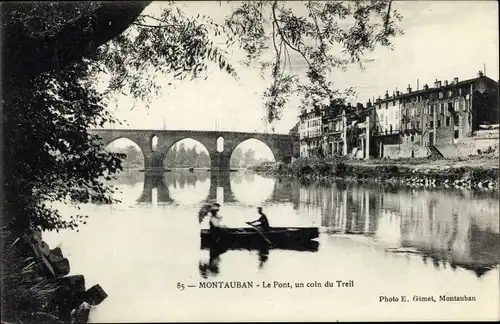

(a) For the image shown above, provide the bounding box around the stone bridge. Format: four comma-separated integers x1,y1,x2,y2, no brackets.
89,129,293,171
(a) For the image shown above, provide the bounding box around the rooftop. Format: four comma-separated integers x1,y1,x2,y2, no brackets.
376,73,498,103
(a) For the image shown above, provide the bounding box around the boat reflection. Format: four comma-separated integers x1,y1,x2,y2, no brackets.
198,239,319,278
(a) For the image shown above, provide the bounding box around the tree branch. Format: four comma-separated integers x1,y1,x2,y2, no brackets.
384,0,393,31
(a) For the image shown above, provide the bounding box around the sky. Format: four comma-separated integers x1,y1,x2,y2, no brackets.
104,1,499,158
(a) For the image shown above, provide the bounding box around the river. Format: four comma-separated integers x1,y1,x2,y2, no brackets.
43,169,500,322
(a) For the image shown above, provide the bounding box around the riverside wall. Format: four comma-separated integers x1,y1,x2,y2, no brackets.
254,158,499,192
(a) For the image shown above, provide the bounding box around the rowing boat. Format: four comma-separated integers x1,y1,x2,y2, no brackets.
200,227,319,249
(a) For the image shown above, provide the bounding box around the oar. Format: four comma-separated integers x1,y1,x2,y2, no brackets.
246,222,273,247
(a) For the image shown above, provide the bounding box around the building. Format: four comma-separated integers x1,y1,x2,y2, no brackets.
322,102,377,159
296,71,499,160
298,107,323,158
380,71,499,158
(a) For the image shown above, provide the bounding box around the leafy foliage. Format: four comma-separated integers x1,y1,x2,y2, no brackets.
94,3,239,105
225,0,403,122
3,58,125,232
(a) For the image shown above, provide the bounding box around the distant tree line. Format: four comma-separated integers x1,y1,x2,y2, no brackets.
165,143,210,167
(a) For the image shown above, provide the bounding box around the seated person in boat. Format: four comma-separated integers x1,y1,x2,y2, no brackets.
209,203,226,238
247,207,271,232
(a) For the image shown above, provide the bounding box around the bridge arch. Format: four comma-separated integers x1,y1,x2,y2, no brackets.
163,138,212,169
229,138,276,168
104,137,145,169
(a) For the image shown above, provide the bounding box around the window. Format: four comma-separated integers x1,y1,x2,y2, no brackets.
439,92,444,99
393,101,396,106
441,103,445,114
437,120,441,128
447,102,452,111
410,135,414,142
416,121,420,129
454,115,459,126
430,105,434,114
454,130,459,139
429,121,434,128
446,116,450,126
385,103,388,109
385,116,388,124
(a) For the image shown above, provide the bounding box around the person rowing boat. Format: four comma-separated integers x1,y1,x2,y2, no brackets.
246,207,271,232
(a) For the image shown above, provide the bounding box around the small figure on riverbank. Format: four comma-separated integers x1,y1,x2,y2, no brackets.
247,207,271,232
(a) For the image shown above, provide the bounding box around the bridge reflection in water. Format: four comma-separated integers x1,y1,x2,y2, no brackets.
123,169,293,205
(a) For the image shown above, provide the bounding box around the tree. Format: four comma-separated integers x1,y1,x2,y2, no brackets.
243,149,257,167
166,144,178,167
231,147,244,167
122,145,144,167
187,147,199,166
198,151,210,168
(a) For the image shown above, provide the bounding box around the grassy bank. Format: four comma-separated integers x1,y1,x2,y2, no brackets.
252,155,499,191
1,229,62,324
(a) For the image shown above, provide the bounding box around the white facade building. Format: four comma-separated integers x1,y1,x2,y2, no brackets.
374,90,401,135
299,109,323,158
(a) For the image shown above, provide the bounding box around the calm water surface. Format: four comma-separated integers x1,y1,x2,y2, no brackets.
44,170,500,322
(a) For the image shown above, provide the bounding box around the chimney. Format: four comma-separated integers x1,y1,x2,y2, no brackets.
434,80,442,88
385,90,389,99
453,77,459,84
407,84,412,93
423,84,429,90
376,96,381,103
478,70,484,77
444,80,448,86
396,90,400,96
367,99,372,107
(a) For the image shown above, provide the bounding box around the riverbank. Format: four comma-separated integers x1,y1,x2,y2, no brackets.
254,155,499,191
1,228,107,323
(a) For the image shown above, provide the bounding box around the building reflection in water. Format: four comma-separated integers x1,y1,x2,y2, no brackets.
298,181,499,277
